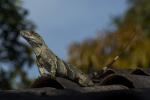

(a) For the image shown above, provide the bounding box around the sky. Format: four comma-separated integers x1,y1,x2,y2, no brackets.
22,0,128,78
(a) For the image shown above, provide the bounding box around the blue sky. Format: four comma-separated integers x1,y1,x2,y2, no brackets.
22,0,128,78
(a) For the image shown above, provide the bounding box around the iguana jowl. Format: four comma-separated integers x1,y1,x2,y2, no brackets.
20,30,94,86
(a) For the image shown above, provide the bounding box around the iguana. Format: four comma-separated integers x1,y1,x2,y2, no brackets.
20,30,94,87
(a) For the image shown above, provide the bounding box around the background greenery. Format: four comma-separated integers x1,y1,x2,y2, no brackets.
0,0,35,89
68,0,150,72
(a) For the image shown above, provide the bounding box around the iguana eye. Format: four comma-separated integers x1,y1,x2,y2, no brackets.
30,31,40,36
30,31,35,34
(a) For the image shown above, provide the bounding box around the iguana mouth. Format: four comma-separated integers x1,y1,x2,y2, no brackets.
20,30,27,35
20,30,32,38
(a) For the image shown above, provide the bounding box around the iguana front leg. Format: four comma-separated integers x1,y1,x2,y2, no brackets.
46,59,57,79
36,60,47,76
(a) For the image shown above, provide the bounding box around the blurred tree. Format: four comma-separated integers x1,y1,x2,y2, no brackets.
0,0,35,89
68,0,150,73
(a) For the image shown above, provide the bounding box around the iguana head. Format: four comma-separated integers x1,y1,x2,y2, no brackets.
20,30,44,47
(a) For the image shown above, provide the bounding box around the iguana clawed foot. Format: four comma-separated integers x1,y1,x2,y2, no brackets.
48,72,56,80
38,67,56,79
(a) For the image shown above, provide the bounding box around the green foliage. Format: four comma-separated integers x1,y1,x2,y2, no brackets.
0,0,35,89
68,0,150,72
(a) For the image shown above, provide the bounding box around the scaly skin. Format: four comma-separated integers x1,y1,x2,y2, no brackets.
20,30,94,86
